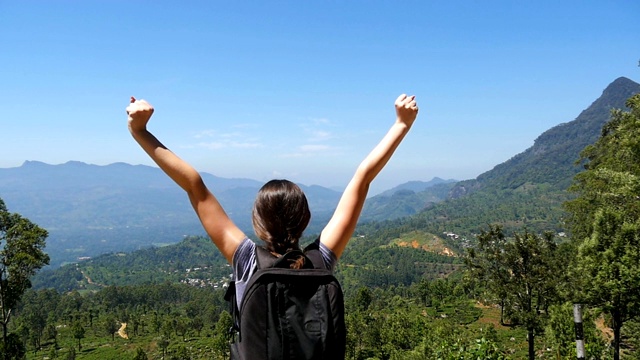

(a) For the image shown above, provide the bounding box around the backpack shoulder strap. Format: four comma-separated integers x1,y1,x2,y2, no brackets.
223,281,241,340
254,246,279,269
303,239,326,270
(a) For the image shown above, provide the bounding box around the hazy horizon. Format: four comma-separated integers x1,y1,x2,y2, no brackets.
2,1,638,195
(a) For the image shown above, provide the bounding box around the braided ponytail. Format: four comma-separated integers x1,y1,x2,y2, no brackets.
252,180,311,269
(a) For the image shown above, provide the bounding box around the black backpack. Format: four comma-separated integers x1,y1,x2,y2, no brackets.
225,241,346,360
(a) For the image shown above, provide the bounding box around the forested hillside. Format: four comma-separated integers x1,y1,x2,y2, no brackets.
360,181,456,221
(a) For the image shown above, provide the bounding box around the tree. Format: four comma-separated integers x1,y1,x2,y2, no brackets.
466,225,562,360
71,322,85,352
0,333,26,360
169,345,191,360
0,198,50,350
190,317,203,337
156,336,169,359
174,316,188,340
104,316,119,341
565,95,640,242
48,345,57,359
129,314,139,337
18,288,60,353
574,209,640,359
66,346,75,360
150,311,161,335
212,311,233,359
133,347,148,360
21,306,46,352
565,94,640,360
44,323,58,345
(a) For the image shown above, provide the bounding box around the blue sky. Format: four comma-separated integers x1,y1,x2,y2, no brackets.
1,1,638,194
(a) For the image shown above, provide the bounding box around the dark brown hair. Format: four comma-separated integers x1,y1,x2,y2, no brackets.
252,180,311,268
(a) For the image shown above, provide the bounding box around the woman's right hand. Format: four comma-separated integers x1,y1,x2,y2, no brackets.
126,96,155,132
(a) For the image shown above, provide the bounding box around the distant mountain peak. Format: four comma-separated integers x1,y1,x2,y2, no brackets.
591,77,640,111
20,160,93,168
458,76,640,195
607,76,639,92
377,178,457,198
21,160,50,167
63,160,91,167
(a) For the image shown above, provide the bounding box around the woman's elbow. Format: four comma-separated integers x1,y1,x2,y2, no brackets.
354,165,376,188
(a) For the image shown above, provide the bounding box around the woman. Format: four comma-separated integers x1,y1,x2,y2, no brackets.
126,94,419,304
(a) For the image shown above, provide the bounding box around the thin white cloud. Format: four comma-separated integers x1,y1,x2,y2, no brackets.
196,141,261,149
280,144,337,158
231,141,261,149
220,132,243,139
273,116,344,157
193,129,217,139
192,129,262,149
309,130,332,142
196,142,225,150
300,117,337,143
300,144,330,152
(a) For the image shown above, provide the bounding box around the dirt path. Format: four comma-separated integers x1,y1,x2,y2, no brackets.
77,265,105,287
595,316,613,341
118,322,128,339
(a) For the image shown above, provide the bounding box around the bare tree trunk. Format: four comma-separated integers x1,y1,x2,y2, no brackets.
0,290,9,345
527,327,535,360
1,320,6,345
612,308,622,360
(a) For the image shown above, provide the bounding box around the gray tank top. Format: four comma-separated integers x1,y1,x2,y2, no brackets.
231,237,337,308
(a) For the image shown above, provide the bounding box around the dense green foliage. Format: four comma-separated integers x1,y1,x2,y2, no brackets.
0,199,50,358
12,276,533,359
337,231,462,293
543,302,607,359
32,229,463,296
20,225,633,359
12,283,229,359
565,93,640,360
466,226,565,360
373,183,569,240
33,236,230,292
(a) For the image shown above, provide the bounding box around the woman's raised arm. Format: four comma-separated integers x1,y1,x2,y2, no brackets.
320,94,419,259
126,97,245,263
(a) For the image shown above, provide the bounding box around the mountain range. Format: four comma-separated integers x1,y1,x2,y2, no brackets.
0,159,452,267
2,76,639,268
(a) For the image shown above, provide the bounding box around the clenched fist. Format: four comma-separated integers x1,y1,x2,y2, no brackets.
126,96,154,132
394,94,419,128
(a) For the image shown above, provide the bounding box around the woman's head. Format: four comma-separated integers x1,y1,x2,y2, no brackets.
252,179,311,254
